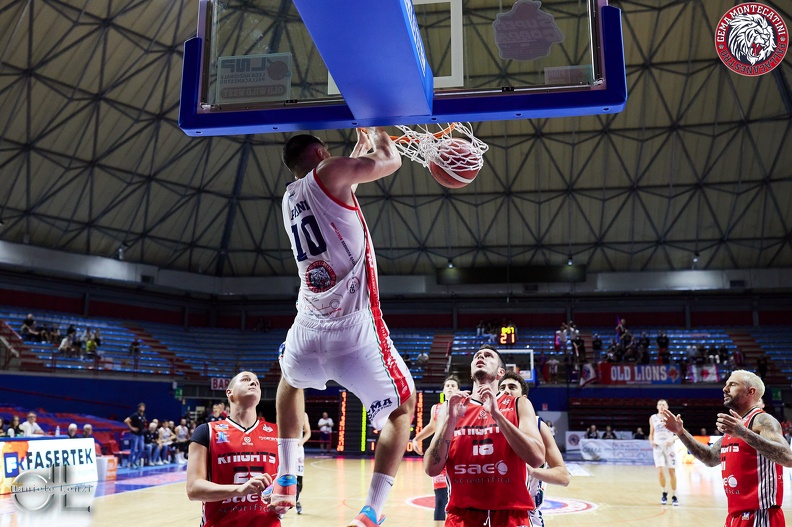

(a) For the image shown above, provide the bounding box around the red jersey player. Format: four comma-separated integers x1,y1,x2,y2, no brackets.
186,371,280,527
424,345,545,527
662,370,792,527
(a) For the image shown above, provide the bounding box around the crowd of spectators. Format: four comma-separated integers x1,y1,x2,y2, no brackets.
20,313,103,360
124,402,196,468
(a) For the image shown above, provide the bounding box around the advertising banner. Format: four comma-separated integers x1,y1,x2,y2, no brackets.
1,437,97,522
598,364,682,385
579,439,654,463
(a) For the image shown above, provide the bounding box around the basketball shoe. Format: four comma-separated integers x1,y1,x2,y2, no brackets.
347,505,384,527
671,496,678,506
268,474,297,514
661,492,668,505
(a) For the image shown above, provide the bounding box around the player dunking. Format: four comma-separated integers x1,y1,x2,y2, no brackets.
662,370,792,527
498,372,570,527
411,374,462,524
649,399,678,505
424,344,545,527
273,129,416,527
186,371,280,527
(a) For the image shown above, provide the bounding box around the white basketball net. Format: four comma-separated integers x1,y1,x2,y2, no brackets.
392,122,489,172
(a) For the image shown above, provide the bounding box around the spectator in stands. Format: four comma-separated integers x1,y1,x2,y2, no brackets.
584,425,600,439
157,421,175,464
58,334,73,356
318,412,334,454
634,427,646,440
7,415,23,437
695,342,707,365
144,422,159,466
615,318,628,342
545,355,560,383
82,423,94,439
129,338,141,355
605,340,618,363
731,347,746,369
49,325,61,345
707,344,720,365
0,417,6,437
656,331,669,360
718,344,730,367
572,334,586,364
66,423,79,438
85,337,98,360
416,350,429,369
639,332,651,352
207,404,223,422
476,320,486,338
124,403,148,468
699,428,708,436
602,425,618,440
174,418,191,464
93,328,102,347
756,354,769,381
591,334,603,363
20,314,41,342
20,412,45,437
686,343,698,365
19,313,39,342
639,342,651,365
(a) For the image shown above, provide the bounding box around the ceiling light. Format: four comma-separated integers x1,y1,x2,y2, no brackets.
447,259,454,269
567,255,573,266
692,252,699,263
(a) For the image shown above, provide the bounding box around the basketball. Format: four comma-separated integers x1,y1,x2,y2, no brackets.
428,138,481,189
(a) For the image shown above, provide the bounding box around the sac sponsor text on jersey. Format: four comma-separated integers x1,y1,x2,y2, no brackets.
203,419,279,527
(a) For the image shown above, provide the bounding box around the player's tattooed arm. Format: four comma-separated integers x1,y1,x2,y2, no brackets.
740,413,792,467
426,439,450,467
679,432,722,467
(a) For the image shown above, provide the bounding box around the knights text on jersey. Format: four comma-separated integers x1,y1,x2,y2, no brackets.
446,395,535,511
721,408,784,514
202,419,280,527
282,169,376,318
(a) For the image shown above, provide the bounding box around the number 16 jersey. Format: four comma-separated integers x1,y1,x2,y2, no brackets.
282,169,376,319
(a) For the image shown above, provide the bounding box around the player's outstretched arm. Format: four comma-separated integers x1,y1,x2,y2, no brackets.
718,410,792,467
527,420,570,486
186,442,272,502
411,404,438,456
660,408,721,467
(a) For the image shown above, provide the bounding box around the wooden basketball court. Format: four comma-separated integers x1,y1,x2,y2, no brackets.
17,455,785,527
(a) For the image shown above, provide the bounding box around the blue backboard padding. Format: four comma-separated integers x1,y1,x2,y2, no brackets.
292,0,434,120
179,6,627,136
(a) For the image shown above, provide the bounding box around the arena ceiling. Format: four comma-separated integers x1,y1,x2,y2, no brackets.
0,0,791,280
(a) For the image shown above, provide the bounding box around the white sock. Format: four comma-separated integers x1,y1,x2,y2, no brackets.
365,473,395,518
277,438,300,477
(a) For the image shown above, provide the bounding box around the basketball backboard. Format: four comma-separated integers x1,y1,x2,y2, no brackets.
179,0,627,136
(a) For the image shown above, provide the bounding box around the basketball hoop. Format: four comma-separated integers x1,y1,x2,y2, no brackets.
363,123,487,170
390,122,489,174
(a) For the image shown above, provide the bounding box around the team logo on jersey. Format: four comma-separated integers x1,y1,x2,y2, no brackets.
216,432,229,444
724,474,738,488
261,424,273,433
215,424,228,430
347,277,360,294
243,436,252,445
478,409,488,420
715,3,788,76
368,398,393,421
306,261,336,293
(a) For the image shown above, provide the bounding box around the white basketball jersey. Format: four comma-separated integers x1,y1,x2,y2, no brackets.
282,169,377,319
650,413,673,442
